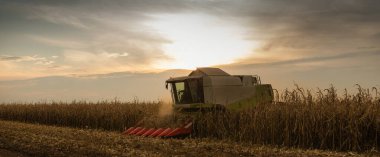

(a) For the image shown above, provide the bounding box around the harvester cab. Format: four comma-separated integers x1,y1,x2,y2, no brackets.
124,67,274,138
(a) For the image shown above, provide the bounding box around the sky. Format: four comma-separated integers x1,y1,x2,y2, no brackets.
0,0,379,102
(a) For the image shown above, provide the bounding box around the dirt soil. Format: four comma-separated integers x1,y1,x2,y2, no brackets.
0,149,28,157
0,120,376,157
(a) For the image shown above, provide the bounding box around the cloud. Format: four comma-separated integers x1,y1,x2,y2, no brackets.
1,0,379,81
35,60,54,65
5,1,380,57
63,50,129,62
224,51,380,71
0,54,62,80
61,48,169,74
233,0,380,55
101,52,129,58
28,35,86,49
0,1,175,78
26,5,90,29
0,56,22,61
0,55,54,65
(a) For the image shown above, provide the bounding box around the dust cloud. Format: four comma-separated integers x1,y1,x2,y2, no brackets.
158,102,173,117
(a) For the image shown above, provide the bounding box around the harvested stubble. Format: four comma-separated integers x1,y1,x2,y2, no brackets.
0,100,160,131
1,120,364,157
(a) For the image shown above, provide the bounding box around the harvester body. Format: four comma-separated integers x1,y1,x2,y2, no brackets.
124,67,274,138
166,68,274,111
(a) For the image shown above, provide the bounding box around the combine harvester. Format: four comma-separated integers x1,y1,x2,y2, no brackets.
123,67,274,138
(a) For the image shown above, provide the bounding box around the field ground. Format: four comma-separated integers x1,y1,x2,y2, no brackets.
0,148,27,157
0,120,376,157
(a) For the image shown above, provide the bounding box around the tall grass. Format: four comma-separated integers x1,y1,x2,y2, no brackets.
0,85,379,151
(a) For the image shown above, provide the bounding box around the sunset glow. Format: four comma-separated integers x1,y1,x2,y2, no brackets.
148,13,255,69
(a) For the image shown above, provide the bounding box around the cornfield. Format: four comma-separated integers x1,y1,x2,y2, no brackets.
0,100,160,131
194,85,380,151
0,85,379,152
